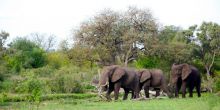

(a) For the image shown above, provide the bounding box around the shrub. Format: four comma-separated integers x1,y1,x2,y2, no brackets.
0,92,8,103
46,52,70,69
15,73,43,96
135,56,160,69
6,38,46,72
214,70,220,92
215,79,220,92
28,66,55,77
49,66,87,93
0,80,13,93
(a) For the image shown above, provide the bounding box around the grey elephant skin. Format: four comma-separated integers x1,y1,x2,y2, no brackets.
137,69,172,98
99,65,140,100
170,63,201,98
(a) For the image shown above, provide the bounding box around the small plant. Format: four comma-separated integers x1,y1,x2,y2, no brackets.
0,92,8,103
214,75,220,92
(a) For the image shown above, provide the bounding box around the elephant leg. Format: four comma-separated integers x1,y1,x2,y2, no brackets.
114,83,121,100
181,82,187,98
144,86,150,98
155,88,160,97
175,85,181,97
131,91,134,99
123,88,129,100
196,85,201,97
143,81,150,98
188,83,195,97
175,81,182,97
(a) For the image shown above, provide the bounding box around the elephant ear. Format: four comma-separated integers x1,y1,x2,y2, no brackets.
140,70,151,83
181,64,192,80
111,67,125,83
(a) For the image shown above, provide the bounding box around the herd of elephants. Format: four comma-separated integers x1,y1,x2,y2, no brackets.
98,63,201,100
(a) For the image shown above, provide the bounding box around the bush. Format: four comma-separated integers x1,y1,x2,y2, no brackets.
0,80,13,93
215,79,220,92
214,70,220,92
26,66,55,77
135,56,160,69
46,52,70,69
15,73,43,95
6,38,46,72
49,66,87,93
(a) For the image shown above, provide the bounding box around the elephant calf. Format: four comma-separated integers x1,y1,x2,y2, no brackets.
137,69,172,98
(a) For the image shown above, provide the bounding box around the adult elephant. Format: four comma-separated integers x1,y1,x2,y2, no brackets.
99,65,140,100
137,69,172,98
170,63,201,98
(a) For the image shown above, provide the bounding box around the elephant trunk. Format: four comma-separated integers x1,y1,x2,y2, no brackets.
97,83,109,100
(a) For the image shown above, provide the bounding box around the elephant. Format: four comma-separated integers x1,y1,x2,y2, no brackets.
137,69,172,98
170,63,201,98
99,65,140,100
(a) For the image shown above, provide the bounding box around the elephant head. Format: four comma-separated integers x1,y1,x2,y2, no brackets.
170,63,192,87
99,65,125,91
171,63,192,83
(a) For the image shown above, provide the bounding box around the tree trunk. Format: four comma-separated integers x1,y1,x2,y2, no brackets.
203,52,216,93
124,45,132,67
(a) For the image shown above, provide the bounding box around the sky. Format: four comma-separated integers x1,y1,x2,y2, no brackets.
0,0,220,43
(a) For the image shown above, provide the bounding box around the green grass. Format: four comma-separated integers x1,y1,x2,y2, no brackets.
0,93,96,102
1,93,220,110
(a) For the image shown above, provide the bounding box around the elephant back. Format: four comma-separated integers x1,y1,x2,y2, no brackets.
149,69,163,86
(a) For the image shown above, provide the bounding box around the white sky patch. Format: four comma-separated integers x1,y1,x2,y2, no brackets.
0,0,220,45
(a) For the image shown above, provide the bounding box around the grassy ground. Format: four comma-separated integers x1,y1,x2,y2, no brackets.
1,93,220,110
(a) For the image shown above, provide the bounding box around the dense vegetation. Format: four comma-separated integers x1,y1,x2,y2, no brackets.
0,7,220,109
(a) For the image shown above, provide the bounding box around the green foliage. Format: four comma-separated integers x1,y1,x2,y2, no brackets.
67,45,99,68
50,67,85,93
46,52,69,69
135,56,160,69
215,79,220,92
0,80,13,93
14,73,42,94
158,25,181,43
0,92,8,104
214,70,220,92
6,38,46,72
26,66,55,77
0,66,7,81
0,93,96,103
195,22,220,75
0,30,9,51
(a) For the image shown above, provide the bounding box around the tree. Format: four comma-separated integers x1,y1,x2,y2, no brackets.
0,31,9,51
154,25,195,64
67,44,99,68
196,22,220,76
74,7,157,66
158,25,181,44
28,33,56,52
58,39,69,52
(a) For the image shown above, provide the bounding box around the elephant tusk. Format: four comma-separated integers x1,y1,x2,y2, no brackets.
99,81,108,87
